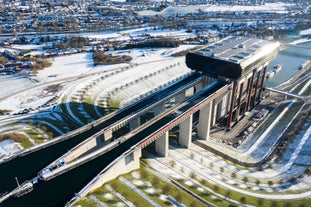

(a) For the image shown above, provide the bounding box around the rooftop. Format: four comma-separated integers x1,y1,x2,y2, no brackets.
186,36,280,80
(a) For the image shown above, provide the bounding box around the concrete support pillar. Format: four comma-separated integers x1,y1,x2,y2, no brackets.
185,87,195,98
153,103,165,116
129,116,140,131
225,88,232,114
216,99,223,121
227,82,237,127
155,131,169,157
205,76,216,86
222,93,229,116
253,70,261,105
179,114,193,148
103,128,113,141
245,72,255,112
197,102,212,140
195,82,203,93
202,76,208,87
212,97,223,125
257,66,267,101
175,91,186,104
236,82,244,121
96,134,105,145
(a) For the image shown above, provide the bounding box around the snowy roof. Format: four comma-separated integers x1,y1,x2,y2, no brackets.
186,36,280,80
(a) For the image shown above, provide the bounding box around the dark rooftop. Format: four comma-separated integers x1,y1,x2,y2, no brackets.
186,36,280,80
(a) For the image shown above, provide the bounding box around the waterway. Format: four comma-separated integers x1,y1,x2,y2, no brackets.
0,74,201,206
0,127,99,195
265,39,311,87
0,135,127,207
0,80,226,207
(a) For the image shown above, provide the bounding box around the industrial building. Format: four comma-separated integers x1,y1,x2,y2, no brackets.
186,36,280,128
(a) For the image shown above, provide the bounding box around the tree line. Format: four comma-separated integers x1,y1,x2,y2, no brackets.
93,51,132,66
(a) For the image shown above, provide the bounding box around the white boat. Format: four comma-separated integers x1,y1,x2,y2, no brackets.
266,70,274,79
299,60,311,70
266,64,282,79
14,181,33,198
273,64,282,73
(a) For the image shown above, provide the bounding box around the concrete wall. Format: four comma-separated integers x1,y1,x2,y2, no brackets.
82,147,142,195
63,129,112,163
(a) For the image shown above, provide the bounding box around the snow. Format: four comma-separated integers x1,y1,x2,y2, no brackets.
36,45,195,83
289,38,311,45
184,180,193,186
203,3,292,13
37,53,95,81
107,0,126,2
132,179,144,186
10,44,44,50
0,86,56,113
300,28,311,36
131,171,140,179
145,188,156,194
0,139,21,157
0,75,34,99
138,3,294,16
82,28,196,41
103,193,113,199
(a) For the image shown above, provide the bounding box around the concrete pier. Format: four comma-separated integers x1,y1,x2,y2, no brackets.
179,115,193,148
155,132,169,157
197,102,212,140
129,117,140,131
153,103,165,116
175,91,186,103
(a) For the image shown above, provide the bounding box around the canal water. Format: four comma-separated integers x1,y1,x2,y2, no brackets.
1,141,121,207
265,39,311,87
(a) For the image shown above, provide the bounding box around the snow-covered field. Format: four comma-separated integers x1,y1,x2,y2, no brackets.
300,28,311,36
0,75,34,99
0,43,197,112
81,28,197,42
0,139,21,159
138,3,294,16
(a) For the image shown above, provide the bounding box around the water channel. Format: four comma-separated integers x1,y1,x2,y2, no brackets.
265,39,311,87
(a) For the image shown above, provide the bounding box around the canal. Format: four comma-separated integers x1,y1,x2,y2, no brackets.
0,79,226,207
0,128,98,193
265,40,311,87
0,74,200,205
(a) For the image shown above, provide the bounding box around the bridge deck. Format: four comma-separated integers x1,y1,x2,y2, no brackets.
265,87,305,100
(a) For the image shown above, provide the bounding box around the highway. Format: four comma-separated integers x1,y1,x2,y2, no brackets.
0,73,201,194
1,80,227,207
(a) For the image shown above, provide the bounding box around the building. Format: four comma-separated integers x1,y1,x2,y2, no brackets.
186,36,280,128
